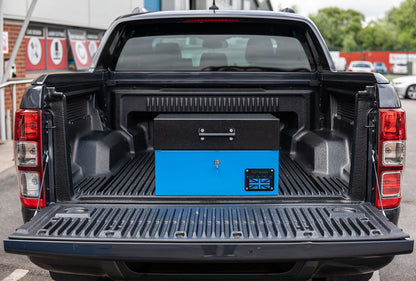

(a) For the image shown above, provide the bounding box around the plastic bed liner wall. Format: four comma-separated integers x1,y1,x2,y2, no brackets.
73,152,349,199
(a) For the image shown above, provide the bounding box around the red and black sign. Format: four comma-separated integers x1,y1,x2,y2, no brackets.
46,28,67,70
87,31,101,61
68,29,91,70
25,26,46,71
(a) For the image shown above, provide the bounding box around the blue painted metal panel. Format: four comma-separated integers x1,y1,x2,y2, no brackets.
145,0,161,12
155,150,279,196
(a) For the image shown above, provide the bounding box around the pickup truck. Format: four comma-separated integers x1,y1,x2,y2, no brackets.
4,9,414,281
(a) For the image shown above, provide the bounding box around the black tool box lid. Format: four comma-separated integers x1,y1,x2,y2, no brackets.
154,114,279,150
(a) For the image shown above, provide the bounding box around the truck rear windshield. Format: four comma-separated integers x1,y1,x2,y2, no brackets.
115,21,313,72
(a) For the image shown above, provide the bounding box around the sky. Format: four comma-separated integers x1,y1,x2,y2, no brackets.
271,0,404,23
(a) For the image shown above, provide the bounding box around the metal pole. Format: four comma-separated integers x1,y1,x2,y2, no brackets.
0,0,5,141
2,0,38,83
0,0,38,140
0,0,3,79
12,83,16,124
5,108,10,139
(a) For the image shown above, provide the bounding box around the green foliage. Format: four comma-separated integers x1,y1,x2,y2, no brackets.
342,33,358,51
310,0,416,51
310,7,364,51
358,21,396,50
387,0,416,50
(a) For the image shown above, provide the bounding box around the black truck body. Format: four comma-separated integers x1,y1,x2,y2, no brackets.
4,10,413,281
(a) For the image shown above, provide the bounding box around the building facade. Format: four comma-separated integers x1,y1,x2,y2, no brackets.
163,0,273,11
0,0,272,139
2,0,273,76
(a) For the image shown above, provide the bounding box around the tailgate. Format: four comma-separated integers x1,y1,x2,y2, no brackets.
5,203,413,260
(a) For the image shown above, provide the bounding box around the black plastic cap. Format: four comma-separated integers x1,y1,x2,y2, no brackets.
280,8,296,13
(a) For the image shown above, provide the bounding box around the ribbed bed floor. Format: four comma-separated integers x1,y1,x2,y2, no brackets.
74,152,349,198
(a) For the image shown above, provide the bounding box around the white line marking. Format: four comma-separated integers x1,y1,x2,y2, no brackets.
1,269,29,281
370,271,381,281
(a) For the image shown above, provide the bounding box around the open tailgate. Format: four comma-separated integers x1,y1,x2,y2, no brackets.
4,203,413,260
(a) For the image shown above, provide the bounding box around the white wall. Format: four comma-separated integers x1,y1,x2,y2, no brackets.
3,0,144,30
161,0,251,11
161,0,189,10
196,0,247,10
2,0,265,30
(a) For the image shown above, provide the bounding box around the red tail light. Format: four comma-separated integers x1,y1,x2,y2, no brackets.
381,171,401,197
14,109,44,209
380,109,406,140
15,110,39,140
376,109,406,209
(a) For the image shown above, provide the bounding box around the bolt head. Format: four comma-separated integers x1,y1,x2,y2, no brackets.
200,137,205,141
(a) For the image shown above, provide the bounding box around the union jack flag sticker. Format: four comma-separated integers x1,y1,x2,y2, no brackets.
248,177,271,190
245,169,274,191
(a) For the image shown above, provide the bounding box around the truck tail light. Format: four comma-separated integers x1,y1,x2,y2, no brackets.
380,109,406,140
382,141,405,166
376,109,406,210
14,109,44,209
381,171,401,197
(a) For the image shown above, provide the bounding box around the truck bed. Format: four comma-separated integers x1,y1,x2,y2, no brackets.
73,152,349,199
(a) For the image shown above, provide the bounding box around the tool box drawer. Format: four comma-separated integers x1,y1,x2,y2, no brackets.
154,114,279,150
154,114,279,196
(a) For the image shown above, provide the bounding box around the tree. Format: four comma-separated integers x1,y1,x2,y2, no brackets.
387,0,416,50
310,7,365,50
308,1,416,52
342,33,358,51
358,21,396,50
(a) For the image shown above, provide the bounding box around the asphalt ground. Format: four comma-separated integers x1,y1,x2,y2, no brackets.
0,100,415,281
379,99,416,280
0,167,51,281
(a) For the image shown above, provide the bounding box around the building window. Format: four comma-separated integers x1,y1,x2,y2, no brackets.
190,0,196,10
145,0,161,12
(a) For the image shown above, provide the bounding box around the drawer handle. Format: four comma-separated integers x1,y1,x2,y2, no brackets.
199,128,235,141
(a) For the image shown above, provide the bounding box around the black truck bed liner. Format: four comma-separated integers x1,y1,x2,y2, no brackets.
8,203,408,242
74,152,348,199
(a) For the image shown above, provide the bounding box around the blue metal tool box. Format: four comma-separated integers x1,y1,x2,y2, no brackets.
154,114,279,196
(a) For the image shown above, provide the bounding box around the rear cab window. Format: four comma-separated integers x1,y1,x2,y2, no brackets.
113,20,315,72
